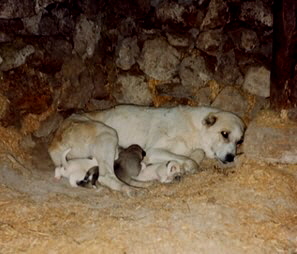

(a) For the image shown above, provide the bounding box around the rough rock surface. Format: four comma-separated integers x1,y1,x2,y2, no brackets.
239,29,259,52
137,37,181,81
243,66,270,97
73,15,101,59
155,1,186,25
116,36,140,70
239,0,273,28
33,113,63,138
22,12,43,35
0,45,35,71
212,86,247,118
179,55,213,90
194,87,212,106
200,0,230,30
0,0,35,19
57,57,94,109
215,50,243,85
244,112,297,164
0,93,9,121
228,28,259,53
0,0,275,127
166,32,190,48
113,74,152,105
196,29,227,56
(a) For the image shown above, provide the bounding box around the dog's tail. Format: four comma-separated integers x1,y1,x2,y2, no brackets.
61,148,71,168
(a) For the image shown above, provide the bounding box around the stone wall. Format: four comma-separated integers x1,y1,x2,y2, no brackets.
0,0,273,139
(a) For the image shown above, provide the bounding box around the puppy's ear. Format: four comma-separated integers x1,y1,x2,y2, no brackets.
203,113,217,127
170,165,177,173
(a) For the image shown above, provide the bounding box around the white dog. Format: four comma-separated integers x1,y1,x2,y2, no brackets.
54,148,98,187
49,105,245,195
134,160,184,183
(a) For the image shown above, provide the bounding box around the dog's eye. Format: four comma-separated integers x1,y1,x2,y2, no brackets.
221,131,229,139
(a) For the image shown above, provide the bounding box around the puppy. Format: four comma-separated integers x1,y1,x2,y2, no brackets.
114,144,152,188
54,148,98,188
76,166,99,188
133,160,183,183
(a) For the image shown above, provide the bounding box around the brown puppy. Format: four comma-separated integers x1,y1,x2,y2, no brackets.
114,145,152,188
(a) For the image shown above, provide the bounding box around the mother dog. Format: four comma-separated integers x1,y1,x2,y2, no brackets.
49,105,245,195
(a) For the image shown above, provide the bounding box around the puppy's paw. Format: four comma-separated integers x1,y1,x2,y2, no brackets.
182,159,199,174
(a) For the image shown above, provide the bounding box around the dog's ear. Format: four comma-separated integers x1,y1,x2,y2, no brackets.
203,113,217,127
142,150,146,157
170,165,177,173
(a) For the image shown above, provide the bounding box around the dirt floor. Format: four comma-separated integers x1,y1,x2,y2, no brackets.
0,137,297,254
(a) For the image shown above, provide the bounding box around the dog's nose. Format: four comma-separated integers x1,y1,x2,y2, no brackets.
225,153,234,163
174,175,181,182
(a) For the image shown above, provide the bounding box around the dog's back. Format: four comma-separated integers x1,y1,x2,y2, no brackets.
59,148,98,178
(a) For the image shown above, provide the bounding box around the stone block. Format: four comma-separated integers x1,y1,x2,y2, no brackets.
244,117,297,164
137,37,181,81
243,66,270,98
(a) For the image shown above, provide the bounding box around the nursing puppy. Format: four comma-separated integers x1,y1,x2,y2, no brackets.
133,160,183,183
114,144,152,188
76,166,100,188
49,105,245,195
54,148,99,188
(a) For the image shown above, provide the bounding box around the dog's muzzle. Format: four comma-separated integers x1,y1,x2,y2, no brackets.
174,175,182,182
222,153,235,164
218,153,235,164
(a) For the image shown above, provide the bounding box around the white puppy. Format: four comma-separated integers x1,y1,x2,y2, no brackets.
49,105,245,195
133,160,183,183
54,148,98,187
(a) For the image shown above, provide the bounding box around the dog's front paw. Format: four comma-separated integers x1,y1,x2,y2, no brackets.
190,149,205,165
182,159,199,174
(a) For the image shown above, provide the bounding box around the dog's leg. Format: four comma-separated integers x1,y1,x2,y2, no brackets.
145,148,200,173
91,133,139,196
190,149,205,165
69,174,80,187
90,166,99,188
54,166,63,179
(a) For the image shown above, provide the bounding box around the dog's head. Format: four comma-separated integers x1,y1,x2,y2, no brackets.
201,111,245,164
164,160,183,183
124,144,146,160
